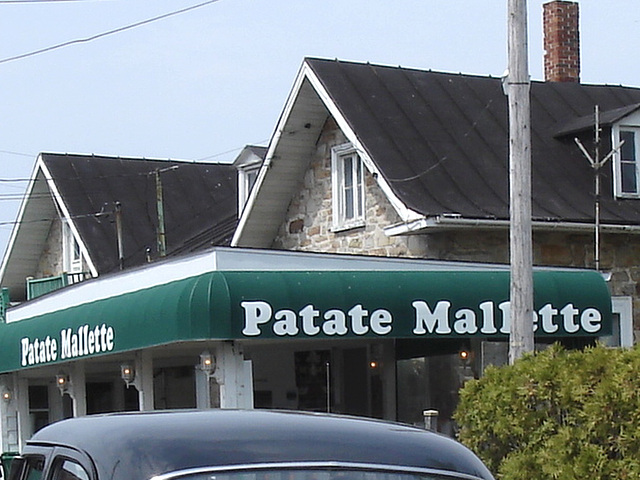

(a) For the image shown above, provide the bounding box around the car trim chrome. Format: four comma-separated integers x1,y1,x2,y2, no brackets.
149,461,487,480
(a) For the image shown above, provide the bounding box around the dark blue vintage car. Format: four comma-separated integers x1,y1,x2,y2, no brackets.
8,410,494,480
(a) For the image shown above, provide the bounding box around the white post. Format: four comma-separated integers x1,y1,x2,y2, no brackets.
16,377,29,449
507,0,534,363
134,351,154,411
0,374,20,453
69,363,87,416
212,343,254,409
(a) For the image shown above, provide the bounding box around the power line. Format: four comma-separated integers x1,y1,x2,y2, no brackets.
0,0,221,65
197,139,270,161
385,99,495,183
0,0,97,3
0,149,34,158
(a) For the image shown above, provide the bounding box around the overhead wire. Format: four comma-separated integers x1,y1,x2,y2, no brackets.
0,0,222,65
197,139,270,161
0,0,249,236
0,150,34,158
385,98,496,183
0,0,98,3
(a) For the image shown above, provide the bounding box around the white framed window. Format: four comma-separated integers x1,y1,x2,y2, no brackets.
612,125,640,198
62,220,82,273
238,163,260,213
331,143,365,231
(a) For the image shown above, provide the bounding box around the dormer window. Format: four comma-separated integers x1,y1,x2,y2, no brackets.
613,126,640,198
238,163,260,213
331,143,365,231
62,220,82,273
233,145,266,214
620,129,638,194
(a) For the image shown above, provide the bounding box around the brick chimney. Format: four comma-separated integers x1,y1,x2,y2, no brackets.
543,1,580,82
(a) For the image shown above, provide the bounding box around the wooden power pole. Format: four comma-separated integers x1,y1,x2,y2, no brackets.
506,0,534,363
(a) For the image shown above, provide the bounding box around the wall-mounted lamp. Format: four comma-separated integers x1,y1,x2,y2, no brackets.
2,388,11,403
459,348,475,367
56,372,70,394
199,351,216,375
121,364,135,387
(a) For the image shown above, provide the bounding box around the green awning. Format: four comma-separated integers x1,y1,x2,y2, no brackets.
1,270,611,373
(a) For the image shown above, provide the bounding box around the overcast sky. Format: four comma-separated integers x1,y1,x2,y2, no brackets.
0,0,638,259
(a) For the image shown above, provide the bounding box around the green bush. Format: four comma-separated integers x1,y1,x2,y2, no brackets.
454,344,640,480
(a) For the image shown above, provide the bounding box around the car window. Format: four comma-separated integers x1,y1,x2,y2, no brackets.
52,460,89,480
24,456,45,480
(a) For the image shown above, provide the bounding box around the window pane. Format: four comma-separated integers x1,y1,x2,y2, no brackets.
247,171,258,192
355,158,364,217
620,131,638,194
621,131,636,161
73,238,81,262
622,163,637,193
24,456,45,480
343,155,355,220
54,460,89,480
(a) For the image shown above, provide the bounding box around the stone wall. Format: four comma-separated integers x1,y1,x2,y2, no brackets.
36,217,64,278
35,217,90,281
273,118,427,258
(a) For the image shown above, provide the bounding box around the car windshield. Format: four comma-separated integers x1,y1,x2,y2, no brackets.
155,467,479,480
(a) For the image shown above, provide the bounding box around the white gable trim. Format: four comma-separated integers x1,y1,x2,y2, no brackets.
0,156,43,280
302,62,423,224
38,156,99,278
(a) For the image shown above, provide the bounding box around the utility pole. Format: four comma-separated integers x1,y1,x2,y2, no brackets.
115,202,124,270
154,169,167,258
152,165,179,259
506,0,534,363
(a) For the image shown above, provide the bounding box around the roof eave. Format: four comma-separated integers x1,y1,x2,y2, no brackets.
384,216,640,235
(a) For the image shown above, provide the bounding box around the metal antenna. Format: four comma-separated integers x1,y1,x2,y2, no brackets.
574,105,623,271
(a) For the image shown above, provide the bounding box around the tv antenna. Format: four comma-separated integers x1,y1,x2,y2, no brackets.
574,105,624,271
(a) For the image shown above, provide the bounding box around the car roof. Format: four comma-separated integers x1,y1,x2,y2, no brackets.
26,410,493,480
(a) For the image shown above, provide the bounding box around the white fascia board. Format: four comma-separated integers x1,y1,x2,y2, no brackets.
232,62,311,247
38,158,99,278
0,154,43,281
302,62,423,224
385,215,640,236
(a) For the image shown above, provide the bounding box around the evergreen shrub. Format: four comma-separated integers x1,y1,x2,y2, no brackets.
454,344,640,480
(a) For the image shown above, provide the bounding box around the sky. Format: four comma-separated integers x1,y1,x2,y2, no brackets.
0,0,639,260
